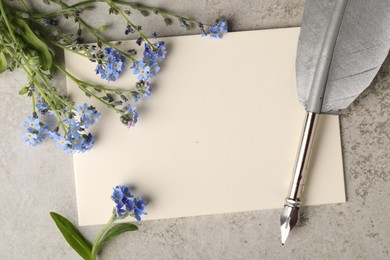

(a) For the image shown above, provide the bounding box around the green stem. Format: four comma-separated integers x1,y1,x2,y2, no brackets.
31,92,36,113
35,69,75,110
31,7,78,19
91,213,116,259
46,0,135,62
18,0,29,12
107,0,155,49
0,0,17,42
79,18,136,62
54,63,122,112
2,41,68,133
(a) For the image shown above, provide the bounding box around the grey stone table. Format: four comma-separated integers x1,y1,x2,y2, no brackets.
1,0,389,259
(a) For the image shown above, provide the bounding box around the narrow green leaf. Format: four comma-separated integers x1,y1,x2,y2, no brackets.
50,212,92,260
13,18,53,71
94,223,138,255
19,87,29,95
0,52,8,73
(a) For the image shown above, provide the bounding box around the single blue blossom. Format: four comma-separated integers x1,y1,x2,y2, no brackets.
56,136,71,151
120,185,133,198
23,116,41,131
132,61,150,81
131,61,144,75
133,197,146,221
112,187,124,204
155,41,167,62
36,101,50,115
22,131,39,146
148,63,160,77
125,199,135,212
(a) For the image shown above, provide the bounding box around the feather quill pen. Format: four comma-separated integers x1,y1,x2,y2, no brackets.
280,0,390,244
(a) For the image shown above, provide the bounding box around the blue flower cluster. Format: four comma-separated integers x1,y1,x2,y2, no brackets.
22,116,50,146
120,104,138,128
95,47,126,81
131,41,166,81
54,104,99,153
209,20,228,39
22,102,99,154
111,185,146,221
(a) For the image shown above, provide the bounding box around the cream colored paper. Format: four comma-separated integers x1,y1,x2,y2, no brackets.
65,28,345,226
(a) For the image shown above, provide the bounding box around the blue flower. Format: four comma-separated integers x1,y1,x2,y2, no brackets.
125,199,135,212
23,116,41,131
138,66,150,80
36,101,50,115
155,41,167,62
112,187,124,204
49,131,61,140
133,197,146,221
76,103,89,120
56,136,71,151
22,131,39,146
82,133,95,152
36,126,49,142
131,61,144,75
151,32,157,38
209,20,228,39
148,63,160,77
84,109,101,128
120,185,133,198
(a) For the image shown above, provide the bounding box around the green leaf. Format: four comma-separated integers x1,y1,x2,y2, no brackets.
94,223,138,255
50,212,92,260
13,18,53,71
0,52,8,73
19,86,29,95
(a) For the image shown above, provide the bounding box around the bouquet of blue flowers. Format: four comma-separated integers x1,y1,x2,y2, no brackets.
0,0,228,154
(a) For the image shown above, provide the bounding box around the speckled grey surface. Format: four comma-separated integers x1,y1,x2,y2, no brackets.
0,0,389,259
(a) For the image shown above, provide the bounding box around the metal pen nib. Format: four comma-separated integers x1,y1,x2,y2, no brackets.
280,201,299,245
280,112,318,244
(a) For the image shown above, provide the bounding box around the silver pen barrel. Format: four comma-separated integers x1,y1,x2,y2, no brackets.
280,112,318,244
288,112,318,201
